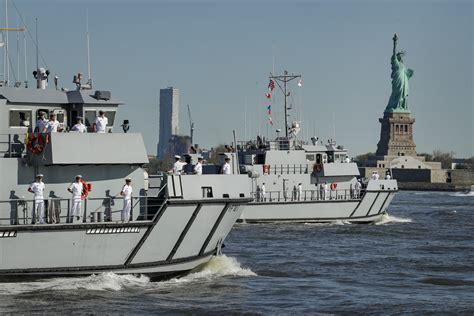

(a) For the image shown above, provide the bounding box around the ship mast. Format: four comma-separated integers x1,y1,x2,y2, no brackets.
269,70,301,138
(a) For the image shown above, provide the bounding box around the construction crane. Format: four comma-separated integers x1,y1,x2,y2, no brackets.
187,104,195,145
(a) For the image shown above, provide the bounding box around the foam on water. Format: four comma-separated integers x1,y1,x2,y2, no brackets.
450,191,474,197
375,213,413,225
0,256,255,294
164,255,256,285
304,220,352,226
0,272,151,294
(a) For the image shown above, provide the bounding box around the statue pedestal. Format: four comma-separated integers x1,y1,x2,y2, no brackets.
376,111,417,158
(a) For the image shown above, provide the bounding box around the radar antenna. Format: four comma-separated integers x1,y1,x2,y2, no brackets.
187,104,195,145
269,70,301,138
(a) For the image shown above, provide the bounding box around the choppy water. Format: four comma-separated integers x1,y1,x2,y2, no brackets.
0,191,473,314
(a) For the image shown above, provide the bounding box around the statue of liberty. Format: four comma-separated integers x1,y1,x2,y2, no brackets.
385,33,414,112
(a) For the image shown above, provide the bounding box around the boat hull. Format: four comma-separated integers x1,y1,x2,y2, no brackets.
0,199,245,280
239,181,397,223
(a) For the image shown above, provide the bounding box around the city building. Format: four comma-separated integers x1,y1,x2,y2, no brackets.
157,87,179,159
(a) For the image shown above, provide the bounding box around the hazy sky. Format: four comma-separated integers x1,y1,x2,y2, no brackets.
4,0,473,157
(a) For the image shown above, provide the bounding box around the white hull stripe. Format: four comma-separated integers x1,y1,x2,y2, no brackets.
86,227,140,234
0,231,17,238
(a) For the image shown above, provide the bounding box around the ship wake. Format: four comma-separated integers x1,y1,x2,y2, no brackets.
0,256,255,294
375,213,413,225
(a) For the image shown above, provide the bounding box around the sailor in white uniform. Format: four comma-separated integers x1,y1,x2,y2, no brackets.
93,110,108,133
298,183,303,201
222,157,231,175
355,179,362,198
385,173,391,180
193,157,203,175
171,155,187,175
45,113,60,133
36,112,48,133
68,175,84,222
120,178,133,222
261,183,266,202
324,182,329,200
71,117,87,133
28,174,45,224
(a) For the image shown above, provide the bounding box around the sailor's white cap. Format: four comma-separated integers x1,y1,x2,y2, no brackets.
125,177,132,181
174,155,181,159
75,175,82,178
36,174,43,178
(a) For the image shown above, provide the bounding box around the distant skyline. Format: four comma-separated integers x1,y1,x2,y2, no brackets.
2,0,472,157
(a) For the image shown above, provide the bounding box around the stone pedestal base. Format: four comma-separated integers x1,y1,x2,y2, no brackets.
376,111,417,157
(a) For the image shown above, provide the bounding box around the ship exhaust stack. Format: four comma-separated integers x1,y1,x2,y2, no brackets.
33,68,50,89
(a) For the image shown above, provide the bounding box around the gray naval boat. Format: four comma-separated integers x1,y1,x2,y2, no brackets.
236,71,398,223
0,71,251,280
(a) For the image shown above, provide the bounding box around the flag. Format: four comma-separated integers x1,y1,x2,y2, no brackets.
268,79,275,91
268,117,273,125
266,92,272,99
267,105,272,115
297,79,303,87
24,132,29,145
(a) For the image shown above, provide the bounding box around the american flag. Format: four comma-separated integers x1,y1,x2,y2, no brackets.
268,79,275,91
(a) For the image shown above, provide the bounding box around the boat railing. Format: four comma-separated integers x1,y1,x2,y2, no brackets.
266,164,309,175
251,189,366,203
0,133,27,158
0,195,165,226
237,139,306,152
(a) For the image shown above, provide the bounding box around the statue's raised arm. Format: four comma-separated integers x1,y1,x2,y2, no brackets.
385,33,414,113
392,33,398,59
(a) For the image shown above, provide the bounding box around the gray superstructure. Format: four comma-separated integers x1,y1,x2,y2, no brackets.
0,76,250,279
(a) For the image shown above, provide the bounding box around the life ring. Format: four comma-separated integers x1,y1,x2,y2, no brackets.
263,164,271,174
313,163,322,172
81,180,92,199
330,182,337,191
27,133,47,155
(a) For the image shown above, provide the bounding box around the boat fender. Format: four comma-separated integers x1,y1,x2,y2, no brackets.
331,182,337,191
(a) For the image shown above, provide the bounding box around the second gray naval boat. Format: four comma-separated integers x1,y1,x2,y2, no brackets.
236,71,398,223
0,67,251,280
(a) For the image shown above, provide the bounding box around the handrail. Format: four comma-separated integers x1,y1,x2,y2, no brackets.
251,188,366,203
0,195,163,226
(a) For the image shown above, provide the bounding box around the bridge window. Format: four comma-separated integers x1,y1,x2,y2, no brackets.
306,154,315,162
327,152,334,163
107,111,116,126
9,110,32,127
84,110,96,127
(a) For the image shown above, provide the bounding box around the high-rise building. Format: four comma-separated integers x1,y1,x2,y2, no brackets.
157,87,179,159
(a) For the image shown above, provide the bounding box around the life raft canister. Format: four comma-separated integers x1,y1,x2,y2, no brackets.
330,182,337,191
263,164,271,174
81,180,92,199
